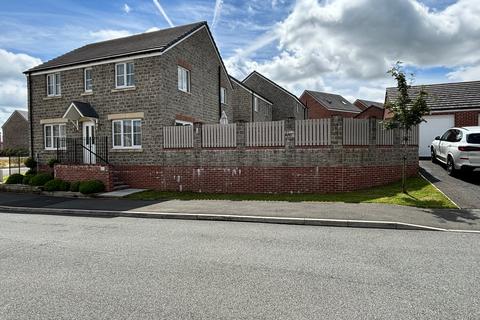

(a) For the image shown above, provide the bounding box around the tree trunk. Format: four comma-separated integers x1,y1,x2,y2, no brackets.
402,129,409,194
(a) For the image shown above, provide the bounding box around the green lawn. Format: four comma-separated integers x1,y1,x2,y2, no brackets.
126,176,456,209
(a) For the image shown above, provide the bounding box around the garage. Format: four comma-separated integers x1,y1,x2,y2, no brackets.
419,115,454,157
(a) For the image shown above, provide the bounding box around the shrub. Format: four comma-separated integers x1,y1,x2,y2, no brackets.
22,174,35,185
29,173,54,186
44,179,70,192
5,173,24,184
25,169,36,176
69,181,81,192
79,180,105,194
24,157,37,170
47,158,60,168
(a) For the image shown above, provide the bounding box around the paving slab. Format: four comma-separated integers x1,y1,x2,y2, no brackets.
97,189,146,198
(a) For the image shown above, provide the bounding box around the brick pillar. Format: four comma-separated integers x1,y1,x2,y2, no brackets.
236,121,246,149
369,118,377,147
284,117,295,150
193,122,202,149
331,116,343,147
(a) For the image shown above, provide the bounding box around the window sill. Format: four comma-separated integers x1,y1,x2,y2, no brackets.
112,86,136,93
81,91,93,96
43,95,62,100
178,89,191,94
44,148,66,151
110,148,143,153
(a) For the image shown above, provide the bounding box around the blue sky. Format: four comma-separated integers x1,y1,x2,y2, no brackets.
0,0,479,129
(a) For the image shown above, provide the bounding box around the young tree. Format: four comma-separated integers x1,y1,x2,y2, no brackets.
384,62,429,193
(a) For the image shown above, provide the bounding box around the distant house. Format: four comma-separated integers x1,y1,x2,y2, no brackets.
230,76,273,122
385,80,480,157
243,71,306,120
2,110,29,151
300,90,361,119
354,99,384,119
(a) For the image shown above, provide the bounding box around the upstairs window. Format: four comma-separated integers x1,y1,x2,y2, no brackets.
115,62,134,88
220,87,227,104
84,68,93,92
178,66,190,93
47,73,61,96
44,124,66,150
112,119,142,148
253,96,258,112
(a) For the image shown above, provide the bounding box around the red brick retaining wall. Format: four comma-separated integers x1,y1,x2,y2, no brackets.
114,164,418,194
54,164,114,191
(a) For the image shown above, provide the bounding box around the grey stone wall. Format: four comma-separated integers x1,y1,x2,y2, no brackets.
243,73,305,121
29,28,232,164
2,112,29,150
231,81,272,122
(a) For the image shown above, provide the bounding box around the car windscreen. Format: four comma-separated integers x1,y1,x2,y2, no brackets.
467,133,480,144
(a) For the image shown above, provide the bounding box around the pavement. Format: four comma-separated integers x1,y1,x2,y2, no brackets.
0,191,479,231
0,213,479,319
420,160,480,209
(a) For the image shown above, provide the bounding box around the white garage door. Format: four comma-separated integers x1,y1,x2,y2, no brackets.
419,115,454,157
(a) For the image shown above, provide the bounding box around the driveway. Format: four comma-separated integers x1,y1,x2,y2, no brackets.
420,160,480,209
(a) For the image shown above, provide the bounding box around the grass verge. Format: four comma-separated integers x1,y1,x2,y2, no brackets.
125,175,456,209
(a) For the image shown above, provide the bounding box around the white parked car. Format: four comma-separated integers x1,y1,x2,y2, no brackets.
430,126,480,176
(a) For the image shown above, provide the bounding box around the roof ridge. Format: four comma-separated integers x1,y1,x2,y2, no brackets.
387,79,480,90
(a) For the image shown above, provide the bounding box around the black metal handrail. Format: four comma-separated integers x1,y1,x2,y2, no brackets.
56,137,109,165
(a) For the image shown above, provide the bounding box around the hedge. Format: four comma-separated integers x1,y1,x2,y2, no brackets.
44,179,70,192
29,173,54,186
5,174,24,184
79,180,105,194
69,181,81,192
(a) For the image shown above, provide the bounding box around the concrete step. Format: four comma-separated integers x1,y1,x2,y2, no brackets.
113,184,130,191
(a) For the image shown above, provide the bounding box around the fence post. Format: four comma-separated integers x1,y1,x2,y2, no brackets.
285,117,295,150
331,116,343,147
193,122,202,150
236,121,246,149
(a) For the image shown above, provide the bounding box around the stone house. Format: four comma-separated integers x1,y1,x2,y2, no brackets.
2,110,29,151
354,99,385,119
300,90,361,119
230,76,273,122
386,81,480,157
243,71,306,120
24,21,235,166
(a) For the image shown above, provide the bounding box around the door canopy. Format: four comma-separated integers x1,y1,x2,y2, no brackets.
62,101,99,130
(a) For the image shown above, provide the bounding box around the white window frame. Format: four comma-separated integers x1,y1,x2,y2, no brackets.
84,68,93,92
115,61,135,88
112,119,142,149
46,73,61,96
175,120,193,126
44,124,66,150
253,96,258,112
178,66,191,93
220,87,227,104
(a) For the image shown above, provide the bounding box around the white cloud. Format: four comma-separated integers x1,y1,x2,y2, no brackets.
123,3,131,14
447,64,480,82
226,0,480,101
212,0,224,28
0,49,41,126
89,29,132,42
153,0,175,28
145,27,161,33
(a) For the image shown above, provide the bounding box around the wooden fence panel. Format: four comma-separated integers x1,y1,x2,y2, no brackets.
343,118,370,145
403,125,419,145
246,121,285,147
163,126,193,149
295,119,331,146
202,124,237,148
376,121,394,145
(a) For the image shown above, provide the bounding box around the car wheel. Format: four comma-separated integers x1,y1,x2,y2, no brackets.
431,148,438,163
447,156,456,176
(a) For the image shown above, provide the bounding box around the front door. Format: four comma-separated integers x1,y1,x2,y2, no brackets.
82,121,96,164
